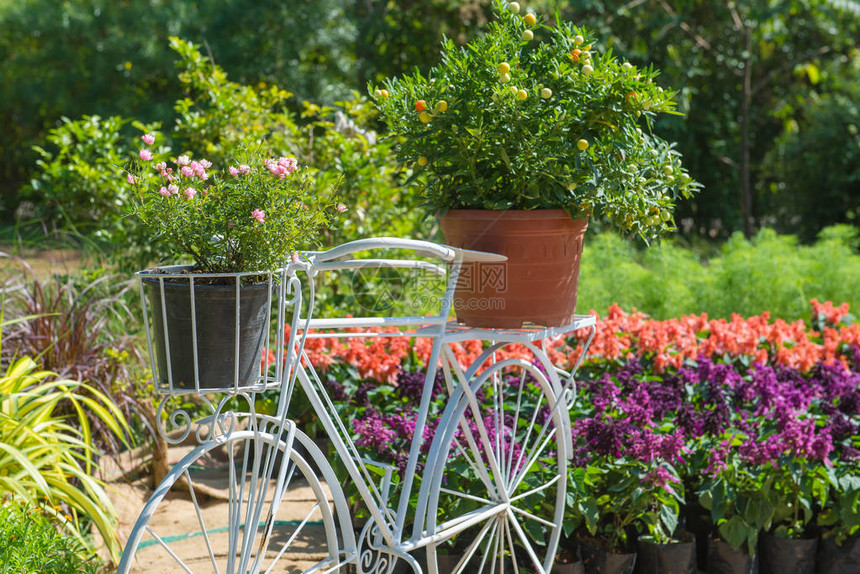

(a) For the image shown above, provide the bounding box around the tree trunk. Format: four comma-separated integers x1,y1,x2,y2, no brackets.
140,400,168,488
740,29,754,239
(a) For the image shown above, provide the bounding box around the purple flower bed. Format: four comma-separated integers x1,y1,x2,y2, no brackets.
326,315,860,560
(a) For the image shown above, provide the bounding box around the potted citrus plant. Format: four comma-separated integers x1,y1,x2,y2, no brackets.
371,0,699,328
125,134,342,392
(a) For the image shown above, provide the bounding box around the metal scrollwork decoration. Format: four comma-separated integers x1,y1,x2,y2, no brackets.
356,518,420,574
156,392,252,446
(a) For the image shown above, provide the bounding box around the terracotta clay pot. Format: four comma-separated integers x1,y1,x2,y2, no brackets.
440,209,588,328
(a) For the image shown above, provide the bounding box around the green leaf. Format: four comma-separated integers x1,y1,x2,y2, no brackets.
660,504,679,535
719,516,749,551
581,498,599,535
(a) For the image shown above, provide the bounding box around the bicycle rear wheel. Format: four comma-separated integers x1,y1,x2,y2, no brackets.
424,358,569,574
118,425,351,573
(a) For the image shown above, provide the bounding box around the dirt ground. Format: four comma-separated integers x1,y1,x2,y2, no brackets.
0,245,91,281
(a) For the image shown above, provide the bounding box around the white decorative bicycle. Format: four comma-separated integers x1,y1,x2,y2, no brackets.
118,237,596,574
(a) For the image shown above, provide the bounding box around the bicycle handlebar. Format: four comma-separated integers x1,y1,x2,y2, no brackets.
305,237,506,266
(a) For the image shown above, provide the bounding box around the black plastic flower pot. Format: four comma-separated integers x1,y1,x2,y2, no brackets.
707,538,759,574
552,549,586,574
815,534,860,574
436,551,464,574
684,495,714,572
635,532,697,574
581,538,637,574
760,534,817,574
143,275,271,391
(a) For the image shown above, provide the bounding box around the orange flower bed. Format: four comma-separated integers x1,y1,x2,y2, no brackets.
276,300,857,382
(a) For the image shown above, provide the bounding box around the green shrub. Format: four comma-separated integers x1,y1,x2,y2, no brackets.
18,115,168,267
578,224,860,320
169,38,431,245
21,37,428,282
0,500,100,573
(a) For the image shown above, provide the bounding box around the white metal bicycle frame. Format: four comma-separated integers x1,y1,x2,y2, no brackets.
289,238,597,565
131,237,597,573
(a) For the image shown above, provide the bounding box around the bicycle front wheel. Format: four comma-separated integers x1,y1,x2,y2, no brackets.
424,359,569,574
118,426,348,573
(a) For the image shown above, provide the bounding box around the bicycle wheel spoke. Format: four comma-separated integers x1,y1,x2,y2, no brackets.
438,486,495,507
452,517,495,574
509,426,555,493
144,526,194,573
184,469,221,574
503,519,520,574
509,505,558,529
493,369,503,476
506,507,546,574
452,434,496,496
504,366,527,486
507,390,546,489
479,519,500,574
509,473,561,503
253,460,299,572
463,390,506,492
263,501,322,574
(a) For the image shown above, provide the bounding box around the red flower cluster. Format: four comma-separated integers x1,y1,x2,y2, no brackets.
268,300,858,379
568,301,859,373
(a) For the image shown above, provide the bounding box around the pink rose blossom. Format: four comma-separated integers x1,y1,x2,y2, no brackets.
199,159,212,169
126,173,135,184
181,166,194,178
265,159,286,179
291,252,301,264
139,149,153,161
336,203,347,213
252,209,266,224
167,184,179,195
177,155,191,166
155,161,167,171
277,156,298,174
141,133,155,145
238,164,251,175
229,166,240,176
184,187,197,200
158,187,171,197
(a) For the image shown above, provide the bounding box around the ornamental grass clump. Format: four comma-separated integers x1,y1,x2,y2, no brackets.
371,0,700,239
125,136,343,274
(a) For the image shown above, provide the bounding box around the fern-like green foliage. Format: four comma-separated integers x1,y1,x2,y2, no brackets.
0,501,100,572
0,329,130,563
577,224,860,321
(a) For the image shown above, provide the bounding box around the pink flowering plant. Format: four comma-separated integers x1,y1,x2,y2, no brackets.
125,135,343,274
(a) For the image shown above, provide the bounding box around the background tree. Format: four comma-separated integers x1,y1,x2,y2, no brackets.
566,0,860,238
2,0,859,242
0,0,355,220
